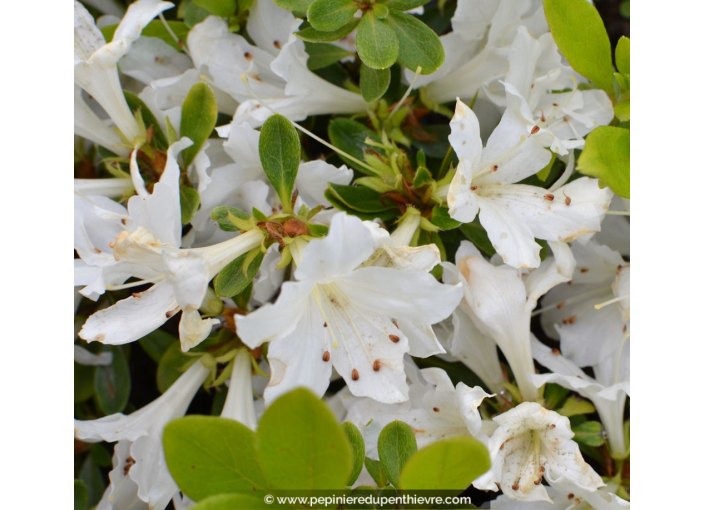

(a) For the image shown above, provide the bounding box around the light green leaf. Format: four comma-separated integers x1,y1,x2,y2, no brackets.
74,480,88,510
399,436,491,490
215,250,265,298
614,101,630,121
386,11,444,74
94,345,130,415
256,388,353,492
373,3,389,18
180,185,201,224
259,114,301,212
543,0,613,93
356,12,399,70
573,421,606,447
193,0,237,17
304,42,354,70
156,342,191,393
377,421,417,488
163,416,268,501
307,0,358,32
101,21,190,52
536,152,557,181
360,64,391,102
210,206,253,232
180,83,218,168
385,0,431,10
577,126,630,198
296,18,360,42
557,396,596,417
364,457,388,487
327,118,381,173
430,206,462,230
342,422,366,487
124,91,168,150
191,494,285,509
273,0,314,13
615,36,630,75
184,0,211,28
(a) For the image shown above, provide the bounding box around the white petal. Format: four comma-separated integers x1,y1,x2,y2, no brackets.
448,100,483,169
178,307,219,351
447,159,480,223
296,160,353,206
384,244,440,272
119,36,192,84
246,0,296,56
397,319,445,358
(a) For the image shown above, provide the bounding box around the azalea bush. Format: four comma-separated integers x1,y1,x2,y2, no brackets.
73,0,630,508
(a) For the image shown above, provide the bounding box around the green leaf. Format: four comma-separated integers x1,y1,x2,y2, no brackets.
543,0,614,93
386,11,444,74
307,0,358,32
191,494,283,510
157,342,191,393
78,454,105,508
557,396,596,417
101,21,190,52
211,206,253,232
536,152,557,181
373,3,389,18
74,480,88,510
163,416,268,501
256,388,352,491
296,18,360,42
139,329,178,363
259,114,301,212
543,383,571,411
304,42,354,70
342,422,365,487
459,220,496,257
180,185,201,224
74,361,95,403
184,0,211,28
360,64,391,102
577,126,630,198
124,91,168,150
356,12,399,70
385,0,431,10
193,0,237,17
364,457,388,487
573,421,606,447
215,251,265,298
93,345,130,415
326,183,397,213
614,101,630,122
377,421,417,488
615,36,630,75
273,0,314,13
180,83,218,168
328,118,381,173
430,206,462,230
399,436,491,490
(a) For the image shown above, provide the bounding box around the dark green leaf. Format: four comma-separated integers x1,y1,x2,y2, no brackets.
543,383,571,410
234,281,255,311
307,0,358,32
157,342,191,393
459,220,496,257
385,0,431,10
124,91,168,150
91,443,113,468
326,189,399,221
193,0,237,17
256,388,352,492
304,42,354,70
360,64,391,102
386,11,444,74
215,251,264,298
138,329,178,363
326,183,397,213
74,362,95,403
543,0,614,93
296,19,361,42
430,206,461,230
412,166,433,188
94,345,130,415
577,126,630,198
342,422,365,487
180,185,201,224
357,12,399,70
101,21,190,52
259,114,301,212
328,118,381,173
163,416,267,501
573,421,606,447
378,421,417,488
399,437,491,490
74,480,88,510
364,457,388,487
180,83,218,168
211,206,252,232
78,454,105,508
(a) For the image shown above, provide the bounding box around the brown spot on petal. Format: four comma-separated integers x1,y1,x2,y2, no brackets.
93,247,101,253
322,351,330,362
131,292,142,299
121,219,127,225
568,494,574,500
557,302,565,309
351,369,359,381
166,308,179,319
389,334,400,343
492,164,499,172
550,424,556,429
563,116,569,122
552,348,561,355
623,325,627,333
553,103,559,107
562,316,577,325
323,322,327,328
534,479,541,485
273,40,281,49
470,185,478,191
580,268,589,273
244,52,253,60
124,456,135,475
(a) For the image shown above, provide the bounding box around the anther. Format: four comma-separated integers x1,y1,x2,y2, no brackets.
470,185,478,191
322,351,330,362
373,359,381,371
552,348,560,355
389,334,400,343
531,126,540,134
351,369,360,381
93,247,101,253
557,302,565,309
492,164,499,171
544,193,554,201
165,308,178,318
550,424,556,429
539,466,545,473
324,322,327,327
273,40,281,49
565,195,572,206
244,52,253,60
580,268,589,273
512,483,520,491
562,316,577,324
567,494,574,500
433,407,440,412
533,479,541,485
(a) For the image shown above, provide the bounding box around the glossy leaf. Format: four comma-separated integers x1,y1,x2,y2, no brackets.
296,18,360,42
399,436,491,490
138,329,178,363
328,118,381,173
259,114,301,212
386,10,444,74
377,421,417,488
163,416,267,501
180,83,218,168
360,64,391,102
543,0,613,93
304,42,354,70
430,206,462,230
157,342,192,393
342,422,366,487
615,36,630,75
459,220,496,257
124,91,167,150
93,345,130,415
557,396,597,417
180,185,201,224
577,126,630,198
273,0,315,13
326,183,397,213
385,0,431,9
573,421,606,447
256,388,352,492
215,250,265,298
357,12,399,70
211,206,252,232
364,457,388,487
193,0,237,17
307,0,358,32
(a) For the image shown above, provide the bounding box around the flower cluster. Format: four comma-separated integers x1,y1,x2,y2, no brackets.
74,0,630,508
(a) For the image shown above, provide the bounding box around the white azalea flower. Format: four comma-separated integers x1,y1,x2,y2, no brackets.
220,350,258,430
74,84,128,156
538,241,630,367
446,99,612,268
442,240,575,402
75,360,209,510
531,336,630,459
488,402,604,502
74,345,113,366
119,36,192,85
74,177,132,199
74,0,173,141
491,479,629,509
236,213,463,404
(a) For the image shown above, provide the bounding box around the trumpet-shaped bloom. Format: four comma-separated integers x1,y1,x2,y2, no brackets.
75,360,209,510
488,402,604,502
236,213,463,404
446,99,612,268
74,85,128,156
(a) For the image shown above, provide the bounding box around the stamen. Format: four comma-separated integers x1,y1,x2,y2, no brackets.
373,359,381,371
605,210,630,216
594,294,630,310
389,334,400,343
158,13,192,60
389,66,422,119
322,351,331,362
531,286,611,316
351,368,360,381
